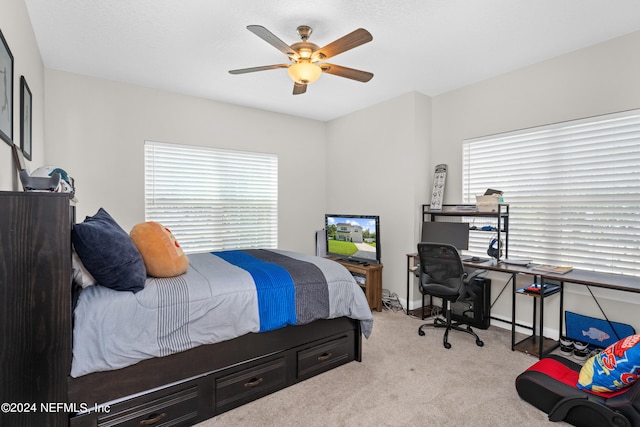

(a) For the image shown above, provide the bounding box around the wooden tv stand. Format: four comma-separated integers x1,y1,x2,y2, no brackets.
330,258,383,312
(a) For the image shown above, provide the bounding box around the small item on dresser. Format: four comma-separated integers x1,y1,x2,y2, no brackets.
31,165,75,194
12,145,76,194
13,145,60,191
18,169,61,191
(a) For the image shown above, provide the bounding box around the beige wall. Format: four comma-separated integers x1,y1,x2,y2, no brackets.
0,0,45,191
326,92,431,302
44,70,327,254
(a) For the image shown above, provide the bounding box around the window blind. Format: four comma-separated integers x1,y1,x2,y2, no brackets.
463,109,640,276
145,141,278,253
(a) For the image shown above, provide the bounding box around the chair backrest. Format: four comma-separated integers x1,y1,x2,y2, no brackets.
417,242,466,299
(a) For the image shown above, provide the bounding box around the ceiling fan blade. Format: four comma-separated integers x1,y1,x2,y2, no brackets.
321,64,374,82
229,64,288,74
247,25,295,57
293,82,307,95
315,28,372,60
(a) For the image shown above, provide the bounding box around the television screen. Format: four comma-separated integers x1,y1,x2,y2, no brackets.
325,214,381,264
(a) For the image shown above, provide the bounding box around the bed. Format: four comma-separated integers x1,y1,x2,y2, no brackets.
0,194,373,427
66,211,373,426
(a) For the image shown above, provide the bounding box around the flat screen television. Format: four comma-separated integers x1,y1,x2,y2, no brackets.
325,214,381,264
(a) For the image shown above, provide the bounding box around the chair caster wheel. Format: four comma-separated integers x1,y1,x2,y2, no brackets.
444,342,451,349
476,340,484,347
418,329,425,336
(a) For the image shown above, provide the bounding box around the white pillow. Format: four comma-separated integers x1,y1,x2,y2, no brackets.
72,249,97,288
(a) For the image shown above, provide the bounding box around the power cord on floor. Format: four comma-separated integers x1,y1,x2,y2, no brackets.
381,289,404,312
429,305,442,318
407,304,442,320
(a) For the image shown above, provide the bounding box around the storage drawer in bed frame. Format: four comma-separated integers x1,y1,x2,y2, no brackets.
297,335,352,380
69,322,359,426
215,356,288,413
71,377,213,427
96,386,199,427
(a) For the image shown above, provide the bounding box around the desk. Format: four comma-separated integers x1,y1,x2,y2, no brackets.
408,254,640,358
462,260,560,358
470,260,640,358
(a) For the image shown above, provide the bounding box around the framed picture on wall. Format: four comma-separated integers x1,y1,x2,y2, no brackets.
0,28,14,146
20,76,32,160
11,141,26,172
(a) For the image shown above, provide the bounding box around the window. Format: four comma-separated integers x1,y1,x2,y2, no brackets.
145,141,278,253
463,109,640,277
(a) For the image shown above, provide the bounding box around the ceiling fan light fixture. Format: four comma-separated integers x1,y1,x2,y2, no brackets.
299,48,313,59
229,25,374,94
288,61,322,84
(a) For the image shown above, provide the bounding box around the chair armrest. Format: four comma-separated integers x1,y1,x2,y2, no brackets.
463,269,485,285
548,394,631,427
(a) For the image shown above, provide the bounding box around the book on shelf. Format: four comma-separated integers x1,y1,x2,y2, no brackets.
531,264,573,274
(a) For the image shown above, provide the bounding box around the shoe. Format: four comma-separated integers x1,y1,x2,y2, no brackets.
559,336,574,356
573,341,590,361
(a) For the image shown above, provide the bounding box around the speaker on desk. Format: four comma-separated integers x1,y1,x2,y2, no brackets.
315,229,326,257
451,277,491,329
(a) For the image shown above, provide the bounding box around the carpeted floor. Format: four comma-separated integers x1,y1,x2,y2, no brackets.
197,309,571,426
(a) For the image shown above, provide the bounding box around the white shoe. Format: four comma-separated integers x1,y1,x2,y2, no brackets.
573,341,590,361
559,336,574,356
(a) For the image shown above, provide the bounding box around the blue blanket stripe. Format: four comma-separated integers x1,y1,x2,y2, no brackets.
212,250,297,332
244,249,330,325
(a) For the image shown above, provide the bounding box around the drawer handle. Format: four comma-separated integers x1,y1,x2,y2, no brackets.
318,352,333,361
244,377,264,388
139,412,166,425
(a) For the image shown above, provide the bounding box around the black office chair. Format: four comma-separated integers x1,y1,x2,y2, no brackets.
417,242,484,349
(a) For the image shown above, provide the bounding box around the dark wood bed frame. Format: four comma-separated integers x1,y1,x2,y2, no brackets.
0,191,364,427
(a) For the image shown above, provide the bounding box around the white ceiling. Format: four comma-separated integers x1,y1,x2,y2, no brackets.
24,0,640,122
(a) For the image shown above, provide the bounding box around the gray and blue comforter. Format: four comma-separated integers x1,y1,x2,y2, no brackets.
71,249,373,378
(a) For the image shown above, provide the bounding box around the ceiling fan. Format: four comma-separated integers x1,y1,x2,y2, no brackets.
229,25,374,95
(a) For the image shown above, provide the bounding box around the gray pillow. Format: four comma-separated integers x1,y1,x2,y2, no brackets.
72,208,146,292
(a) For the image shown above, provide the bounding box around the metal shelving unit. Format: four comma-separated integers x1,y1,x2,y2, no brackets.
422,204,509,260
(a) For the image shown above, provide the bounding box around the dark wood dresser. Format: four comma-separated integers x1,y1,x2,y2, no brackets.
0,191,74,426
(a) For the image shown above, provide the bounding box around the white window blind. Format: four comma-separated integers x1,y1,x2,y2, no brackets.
145,141,278,253
463,109,640,277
